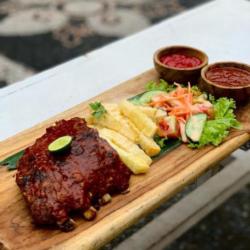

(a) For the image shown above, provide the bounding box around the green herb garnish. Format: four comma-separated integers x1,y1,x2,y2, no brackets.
89,101,107,119
0,150,24,171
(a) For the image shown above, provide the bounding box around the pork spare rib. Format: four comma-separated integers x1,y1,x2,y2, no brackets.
16,118,131,231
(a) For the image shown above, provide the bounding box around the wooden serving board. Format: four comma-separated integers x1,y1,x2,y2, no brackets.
0,69,249,250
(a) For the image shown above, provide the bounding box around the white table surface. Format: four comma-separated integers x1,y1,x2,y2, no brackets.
1,0,250,141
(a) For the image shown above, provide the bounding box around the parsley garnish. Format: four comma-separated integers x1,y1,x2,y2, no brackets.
89,101,107,119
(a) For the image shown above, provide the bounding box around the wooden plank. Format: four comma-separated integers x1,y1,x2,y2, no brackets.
0,70,249,250
114,152,250,250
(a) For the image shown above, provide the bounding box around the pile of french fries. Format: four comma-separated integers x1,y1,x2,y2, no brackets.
86,100,166,174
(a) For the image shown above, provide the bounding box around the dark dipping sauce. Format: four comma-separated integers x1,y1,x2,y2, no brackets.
206,66,250,87
160,53,202,68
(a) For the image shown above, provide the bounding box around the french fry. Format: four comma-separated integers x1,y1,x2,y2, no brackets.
98,128,152,165
138,133,161,157
91,112,137,142
138,106,167,123
98,131,150,174
85,115,94,125
111,144,150,174
103,103,120,117
113,114,139,142
88,101,161,158
120,100,157,137
138,106,157,120
124,117,160,157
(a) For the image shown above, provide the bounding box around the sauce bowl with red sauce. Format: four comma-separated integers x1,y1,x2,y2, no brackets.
154,45,208,84
199,62,250,105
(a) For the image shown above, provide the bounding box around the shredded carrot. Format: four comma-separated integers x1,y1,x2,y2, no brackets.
150,83,195,122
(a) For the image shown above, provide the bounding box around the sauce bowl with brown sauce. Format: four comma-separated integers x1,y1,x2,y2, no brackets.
199,62,250,105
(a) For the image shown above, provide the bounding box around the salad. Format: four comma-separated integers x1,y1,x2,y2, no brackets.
131,80,240,148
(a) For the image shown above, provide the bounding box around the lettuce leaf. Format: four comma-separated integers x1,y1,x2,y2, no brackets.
145,79,175,92
189,97,240,148
190,85,202,96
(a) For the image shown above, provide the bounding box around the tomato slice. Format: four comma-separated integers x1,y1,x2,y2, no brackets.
158,116,180,138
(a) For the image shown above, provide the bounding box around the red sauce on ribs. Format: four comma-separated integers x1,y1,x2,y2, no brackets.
16,118,131,231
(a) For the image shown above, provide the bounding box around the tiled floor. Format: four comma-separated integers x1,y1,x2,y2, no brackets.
0,0,209,87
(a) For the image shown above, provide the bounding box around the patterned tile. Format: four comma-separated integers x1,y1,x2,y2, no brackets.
0,0,210,87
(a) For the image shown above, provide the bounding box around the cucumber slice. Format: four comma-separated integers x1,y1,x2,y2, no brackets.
48,135,73,153
139,90,165,104
186,114,207,142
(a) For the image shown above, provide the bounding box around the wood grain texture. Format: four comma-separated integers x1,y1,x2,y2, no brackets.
0,69,249,250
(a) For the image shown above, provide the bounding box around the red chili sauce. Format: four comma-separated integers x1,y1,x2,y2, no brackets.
206,66,250,87
160,53,202,68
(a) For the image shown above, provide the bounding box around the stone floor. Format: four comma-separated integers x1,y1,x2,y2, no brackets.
0,0,210,87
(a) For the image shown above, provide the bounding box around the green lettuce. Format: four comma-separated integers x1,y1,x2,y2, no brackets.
189,97,240,148
190,85,202,96
145,79,175,92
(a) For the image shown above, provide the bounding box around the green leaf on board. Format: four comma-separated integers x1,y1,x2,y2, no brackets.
0,150,24,171
128,92,145,105
153,138,181,160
